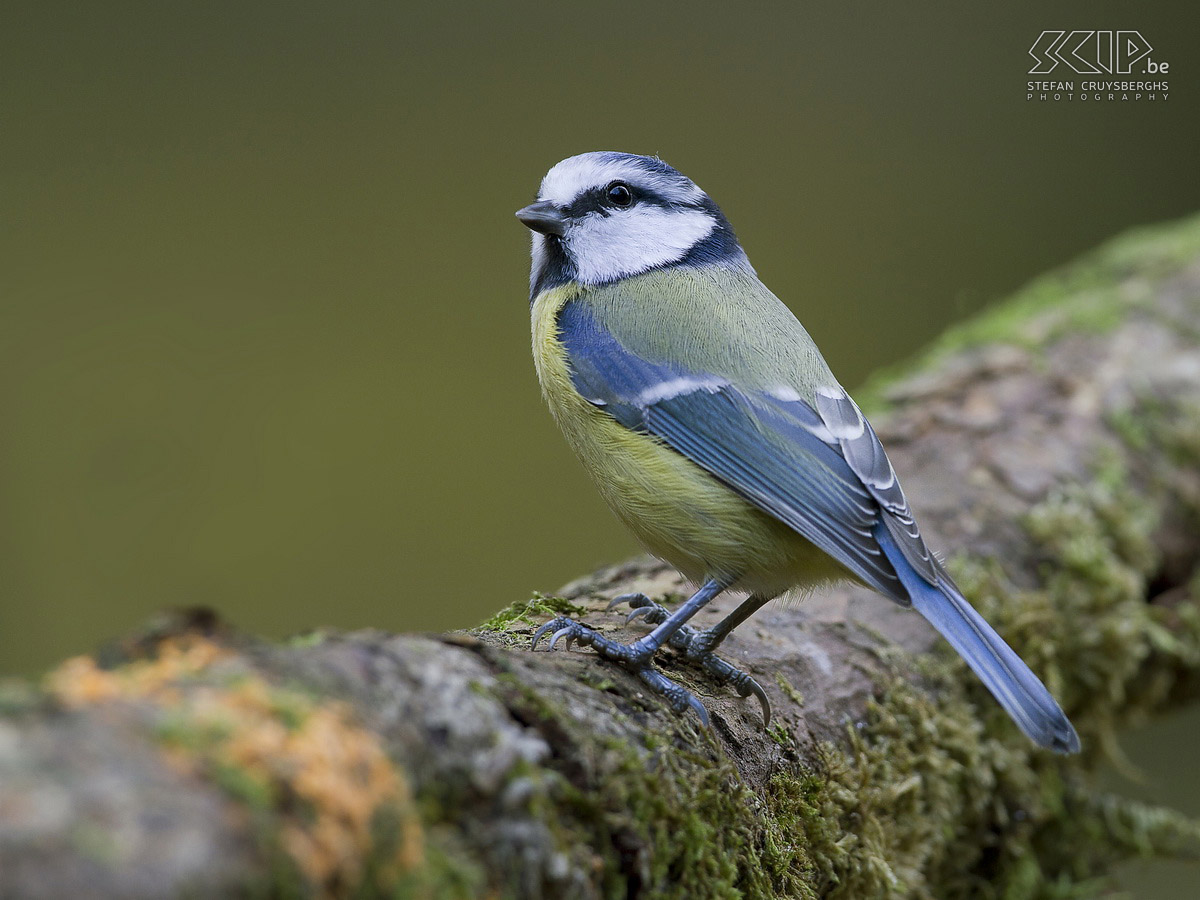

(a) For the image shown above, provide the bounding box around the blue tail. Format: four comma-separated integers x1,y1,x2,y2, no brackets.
876,525,1080,753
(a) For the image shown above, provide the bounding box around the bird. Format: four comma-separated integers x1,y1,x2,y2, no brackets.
516,151,1079,753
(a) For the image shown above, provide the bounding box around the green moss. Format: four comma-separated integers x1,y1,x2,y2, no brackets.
286,629,329,649
774,672,806,707
579,670,617,692
244,825,308,900
155,710,235,752
796,666,1008,898
390,840,488,900
473,592,587,633
1083,794,1200,861
484,678,817,899
768,721,794,749
565,734,817,899
1152,395,1200,473
770,673,1138,899
211,759,277,811
267,690,311,732
1106,407,1151,452
491,671,563,721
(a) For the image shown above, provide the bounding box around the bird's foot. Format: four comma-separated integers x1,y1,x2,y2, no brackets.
605,595,772,726
532,615,710,726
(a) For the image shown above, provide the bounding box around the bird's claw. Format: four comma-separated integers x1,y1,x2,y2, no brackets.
608,592,673,627
731,672,772,727
624,605,655,625
531,616,575,651
606,592,654,612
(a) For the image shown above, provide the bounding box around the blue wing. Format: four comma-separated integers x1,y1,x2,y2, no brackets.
558,301,908,599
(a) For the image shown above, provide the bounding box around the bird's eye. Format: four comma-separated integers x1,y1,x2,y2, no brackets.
606,181,634,208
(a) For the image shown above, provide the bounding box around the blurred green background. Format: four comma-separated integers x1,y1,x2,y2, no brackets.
2,0,1198,892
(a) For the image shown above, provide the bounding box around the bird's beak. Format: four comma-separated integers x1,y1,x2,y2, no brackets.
515,200,567,237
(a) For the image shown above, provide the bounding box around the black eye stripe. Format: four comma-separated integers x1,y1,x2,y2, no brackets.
560,184,696,219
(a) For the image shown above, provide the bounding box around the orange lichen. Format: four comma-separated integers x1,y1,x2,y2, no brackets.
44,636,425,897
46,636,227,707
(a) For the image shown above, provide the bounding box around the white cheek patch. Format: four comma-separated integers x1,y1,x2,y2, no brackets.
566,206,716,285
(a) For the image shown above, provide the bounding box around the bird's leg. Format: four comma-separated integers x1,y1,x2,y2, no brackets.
533,579,728,725
608,593,774,724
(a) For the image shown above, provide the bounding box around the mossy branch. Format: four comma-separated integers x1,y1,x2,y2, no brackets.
3,215,1200,898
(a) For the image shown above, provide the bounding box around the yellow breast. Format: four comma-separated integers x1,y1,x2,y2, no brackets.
530,284,841,597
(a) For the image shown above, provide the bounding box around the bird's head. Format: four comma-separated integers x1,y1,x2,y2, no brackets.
517,151,751,298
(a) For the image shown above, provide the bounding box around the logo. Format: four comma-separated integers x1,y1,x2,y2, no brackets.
1028,31,1163,75
1026,30,1171,102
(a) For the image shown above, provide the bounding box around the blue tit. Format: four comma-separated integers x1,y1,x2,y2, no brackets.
517,151,1079,753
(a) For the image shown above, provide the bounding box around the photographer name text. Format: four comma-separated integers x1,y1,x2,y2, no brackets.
1027,80,1168,101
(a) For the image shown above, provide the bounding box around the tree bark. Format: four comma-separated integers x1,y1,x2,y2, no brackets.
3,215,1200,899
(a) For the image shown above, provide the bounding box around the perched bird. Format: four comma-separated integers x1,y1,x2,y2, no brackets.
517,151,1079,753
